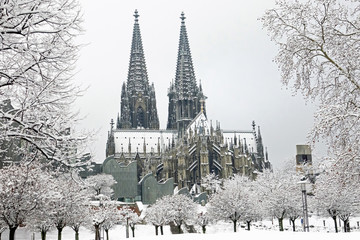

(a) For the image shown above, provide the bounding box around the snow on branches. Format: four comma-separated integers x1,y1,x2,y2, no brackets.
261,0,360,163
315,159,360,232
145,194,196,234
255,169,302,231
0,0,89,167
0,163,53,240
84,173,117,199
208,175,251,232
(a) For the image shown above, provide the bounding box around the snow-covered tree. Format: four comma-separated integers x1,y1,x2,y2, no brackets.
88,196,119,240
85,174,117,198
155,194,197,234
196,212,210,234
261,0,360,170
0,0,89,167
207,175,250,232
255,169,301,231
145,201,171,235
28,209,54,240
50,176,90,240
102,206,123,240
315,159,359,232
66,177,92,240
241,182,263,231
68,205,90,240
0,163,52,240
25,172,89,240
120,206,140,238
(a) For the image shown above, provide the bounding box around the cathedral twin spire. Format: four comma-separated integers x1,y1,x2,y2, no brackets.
118,10,159,130
167,12,206,135
118,10,205,133
127,10,149,94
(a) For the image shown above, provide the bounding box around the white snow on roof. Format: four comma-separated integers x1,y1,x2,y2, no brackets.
222,130,257,154
113,129,177,154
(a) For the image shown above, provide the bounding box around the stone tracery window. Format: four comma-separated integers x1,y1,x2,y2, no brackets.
137,106,144,127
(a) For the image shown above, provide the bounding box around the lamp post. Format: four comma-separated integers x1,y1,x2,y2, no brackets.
299,180,309,232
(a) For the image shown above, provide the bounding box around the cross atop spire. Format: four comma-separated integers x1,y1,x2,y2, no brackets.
110,119,114,130
134,9,139,21
180,12,186,24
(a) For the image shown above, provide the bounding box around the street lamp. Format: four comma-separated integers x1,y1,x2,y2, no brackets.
299,180,309,232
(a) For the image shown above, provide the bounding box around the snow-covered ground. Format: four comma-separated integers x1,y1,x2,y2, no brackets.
5,216,360,240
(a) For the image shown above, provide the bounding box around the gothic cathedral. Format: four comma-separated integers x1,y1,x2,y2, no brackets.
105,10,271,191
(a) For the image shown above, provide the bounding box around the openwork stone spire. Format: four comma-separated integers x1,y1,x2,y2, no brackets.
174,12,198,98
167,12,206,136
116,10,159,130
127,9,149,94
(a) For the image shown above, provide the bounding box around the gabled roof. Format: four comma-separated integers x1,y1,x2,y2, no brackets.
186,111,210,136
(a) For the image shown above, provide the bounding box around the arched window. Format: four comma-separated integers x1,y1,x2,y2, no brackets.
136,106,144,127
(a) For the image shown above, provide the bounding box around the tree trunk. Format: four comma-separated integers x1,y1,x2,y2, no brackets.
177,224,182,234
0,232,2,240
95,224,100,240
57,227,63,240
41,230,47,240
246,221,251,231
75,230,79,240
342,219,350,232
278,218,284,231
291,219,296,232
233,220,237,232
160,225,163,235
131,226,135,237
332,216,338,233
9,226,18,240
105,229,109,240
202,225,206,234
126,221,129,238
155,225,159,235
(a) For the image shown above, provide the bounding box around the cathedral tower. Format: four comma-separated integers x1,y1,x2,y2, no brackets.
167,12,206,136
118,10,159,130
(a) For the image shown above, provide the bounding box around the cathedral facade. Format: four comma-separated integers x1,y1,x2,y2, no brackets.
105,10,271,192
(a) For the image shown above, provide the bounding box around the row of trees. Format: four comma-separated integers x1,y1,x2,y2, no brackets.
0,163,139,240
145,160,359,235
1,161,356,240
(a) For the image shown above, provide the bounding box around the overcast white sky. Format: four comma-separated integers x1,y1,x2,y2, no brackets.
75,0,324,168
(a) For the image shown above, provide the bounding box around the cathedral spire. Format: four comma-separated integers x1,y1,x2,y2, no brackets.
117,10,159,130
127,9,149,94
167,12,206,135
174,12,198,98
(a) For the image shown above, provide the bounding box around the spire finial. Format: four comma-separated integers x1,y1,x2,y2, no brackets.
180,12,186,24
110,119,114,130
134,9,139,21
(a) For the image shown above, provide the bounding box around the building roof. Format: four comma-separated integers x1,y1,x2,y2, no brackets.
113,129,177,154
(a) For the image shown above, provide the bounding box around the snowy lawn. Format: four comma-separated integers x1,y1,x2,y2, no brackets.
5,216,360,240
